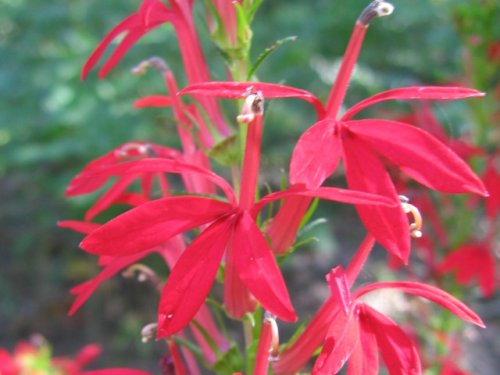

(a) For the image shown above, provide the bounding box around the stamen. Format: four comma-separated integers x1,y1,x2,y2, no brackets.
115,142,156,159
141,322,158,343
123,263,162,291
237,89,264,124
358,0,394,26
400,197,423,238
131,56,169,75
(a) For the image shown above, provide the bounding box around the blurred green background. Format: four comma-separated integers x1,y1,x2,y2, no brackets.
0,0,498,372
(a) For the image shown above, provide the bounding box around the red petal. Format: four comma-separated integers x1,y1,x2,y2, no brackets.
313,308,359,375
98,29,147,79
252,186,395,217
483,158,500,219
355,281,485,327
180,81,326,118
67,158,236,204
347,119,488,196
81,14,139,80
69,251,149,315
326,266,352,315
361,304,421,375
347,320,379,375
81,196,232,256
341,132,410,262
290,119,341,188
157,218,233,337
58,220,100,235
342,86,484,120
82,370,152,375
85,174,138,221
224,243,257,318
134,95,174,108
273,296,338,374
233,211,296,322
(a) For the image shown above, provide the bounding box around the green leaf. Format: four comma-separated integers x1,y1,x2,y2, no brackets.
207,134,240,166
247,36,298,80
211,342,244,374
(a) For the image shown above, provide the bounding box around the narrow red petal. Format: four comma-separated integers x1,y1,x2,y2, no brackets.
341,132,410,262
157,218,233,337
224,243,257,318
69,251,149,315
342,86,485,120
273,298,339,374
312,308,360,375
355,281,485,327
254,318,274,375
347,321,379,375
361,304,421,375
252,186,395,217
81,196,232,256
180,81,326,118
85,174,138,221
233,211,296,322
347,119,488,196
326,266,352,315
81,14,139,80
264,196,312,254
134,95,174,108
82,370,152,375
58,220,100,235
290,119,341,188
67,158,236,204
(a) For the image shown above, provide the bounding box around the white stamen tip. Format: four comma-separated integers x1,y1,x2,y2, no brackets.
376,2,394,17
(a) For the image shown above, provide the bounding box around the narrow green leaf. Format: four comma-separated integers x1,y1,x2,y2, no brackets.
247,36,298,80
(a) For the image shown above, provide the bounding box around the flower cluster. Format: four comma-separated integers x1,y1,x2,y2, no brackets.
61,0,496,373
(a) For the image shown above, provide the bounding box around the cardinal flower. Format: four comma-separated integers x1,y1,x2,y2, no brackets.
180,1,487,263
437,243,496,298
79,93,395,337
66,142,182,221
82,0,229,136
273,266,484,375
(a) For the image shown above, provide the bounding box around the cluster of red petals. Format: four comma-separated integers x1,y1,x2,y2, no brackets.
76,154,393,337
437,243,496,298
274,266,484,375
0,342,151,375
182,82,488,262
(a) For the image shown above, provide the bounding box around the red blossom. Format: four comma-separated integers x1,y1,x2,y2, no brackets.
274,266,484,375
437,243,497,298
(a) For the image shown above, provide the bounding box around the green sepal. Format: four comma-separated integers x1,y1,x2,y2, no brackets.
207,134,240,166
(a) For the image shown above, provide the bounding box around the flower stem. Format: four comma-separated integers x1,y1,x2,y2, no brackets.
345,234,376,287
325,0,394,118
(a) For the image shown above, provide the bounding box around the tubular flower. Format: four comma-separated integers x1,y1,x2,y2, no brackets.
78,93,395,337
181,81,487,263
65,142,181,221
274,267,484,375
82,0,230,135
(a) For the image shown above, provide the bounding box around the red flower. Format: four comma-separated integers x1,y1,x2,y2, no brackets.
66,142,179,221
437,243,497,298
181,81,487,263
78,133,394,337
82,0,230,136
81,0,175,80
274,266,484,375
